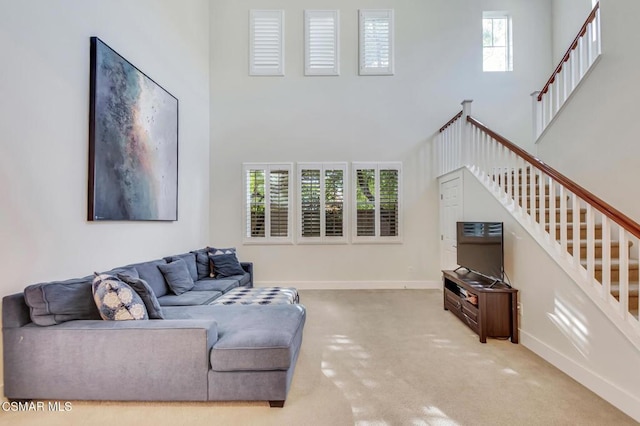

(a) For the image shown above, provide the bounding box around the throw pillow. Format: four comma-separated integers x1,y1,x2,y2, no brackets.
117,274,165,319
163,253,198,282
157,259,195,295
208,251,245,278
208,247,241,278
190,248,211,280
92,274,148,321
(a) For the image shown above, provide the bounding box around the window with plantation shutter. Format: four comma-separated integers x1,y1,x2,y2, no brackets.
359,9,394,76
243,163,293,244
304,10,340,76
353,162,402,243
298,163,347,243
250,10,285,76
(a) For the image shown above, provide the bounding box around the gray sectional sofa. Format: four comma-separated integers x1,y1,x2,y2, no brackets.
2,248,306,407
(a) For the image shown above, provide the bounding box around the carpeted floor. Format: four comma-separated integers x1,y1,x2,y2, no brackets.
1,289,636,425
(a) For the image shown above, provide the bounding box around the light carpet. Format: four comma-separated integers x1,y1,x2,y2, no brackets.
0,289,636,426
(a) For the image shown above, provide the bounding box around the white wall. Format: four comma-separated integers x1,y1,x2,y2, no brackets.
0,0,211,295
460,169,640,422
537,0,640,222
551,0,594,64
210,0,552,287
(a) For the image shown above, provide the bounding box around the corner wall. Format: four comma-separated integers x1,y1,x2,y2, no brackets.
0,0,211,294
461,168,640,422
209,0,552,287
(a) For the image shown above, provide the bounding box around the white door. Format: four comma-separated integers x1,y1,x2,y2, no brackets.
440,172,463,270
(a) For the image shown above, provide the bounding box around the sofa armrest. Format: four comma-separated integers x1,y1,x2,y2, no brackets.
241,262,253,287
4,319,218,401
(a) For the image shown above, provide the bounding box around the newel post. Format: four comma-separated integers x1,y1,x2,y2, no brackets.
530,91,542,143
461,99,473,167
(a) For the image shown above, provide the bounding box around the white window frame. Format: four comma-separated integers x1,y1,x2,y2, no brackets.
352,162,402,244
304,10,340,76
249,10,285,76
242,163,293,244
297,162,348,244
482,11,513,72
359,9,395,76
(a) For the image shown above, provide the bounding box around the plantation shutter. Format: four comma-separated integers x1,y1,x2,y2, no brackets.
243,163,292,243
353,162,402,242
269,169,289,237
305,10,340,76
379,169,399,237
324,169,344,237
359,9,394,75
246,169,266,238
355,168,376,237
250,10,285,76
298,163,347,242
301,169,321,237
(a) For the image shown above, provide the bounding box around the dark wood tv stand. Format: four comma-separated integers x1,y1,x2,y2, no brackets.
443,269,518,343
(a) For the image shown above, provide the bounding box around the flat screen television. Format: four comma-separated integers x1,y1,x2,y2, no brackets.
456,222,504,282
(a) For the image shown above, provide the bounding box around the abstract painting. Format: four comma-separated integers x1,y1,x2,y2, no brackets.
88,37,178,221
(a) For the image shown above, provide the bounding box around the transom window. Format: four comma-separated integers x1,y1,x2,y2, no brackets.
483,12,512,72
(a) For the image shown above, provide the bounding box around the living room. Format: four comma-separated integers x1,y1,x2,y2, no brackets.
2,0,640,424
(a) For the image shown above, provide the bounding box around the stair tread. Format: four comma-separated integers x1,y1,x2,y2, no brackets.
567,240,623,248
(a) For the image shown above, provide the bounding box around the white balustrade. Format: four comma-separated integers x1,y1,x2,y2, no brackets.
532,3,601,140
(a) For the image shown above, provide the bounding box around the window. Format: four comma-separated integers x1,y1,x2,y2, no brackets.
298,163,347,243
352,162,402,243
359,9,394,75
305,10,340,76
243,163,293,243
249,10,285,76
483,12,512,72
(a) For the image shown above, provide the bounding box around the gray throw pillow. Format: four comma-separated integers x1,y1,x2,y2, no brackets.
117,274,165,319
163,253,198,282
208,252,245,278
190,248,211,280
158,259,195,295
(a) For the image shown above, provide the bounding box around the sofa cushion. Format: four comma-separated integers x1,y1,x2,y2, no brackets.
163,253,198,283
190,248,211,280
229,273,251,287
23,276,102,326
129,259,170,298
117,274,165,319
158,259,195,295
156,290,222,306
92,274,148,321
208,252,245,278
208,304,306,371
102,267,139,279
192,278,239,293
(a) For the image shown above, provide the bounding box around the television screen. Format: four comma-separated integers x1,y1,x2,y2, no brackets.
456,222,504,281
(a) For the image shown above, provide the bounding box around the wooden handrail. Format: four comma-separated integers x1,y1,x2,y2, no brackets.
467,115,640,239
537,2,600,101
439,111,463,132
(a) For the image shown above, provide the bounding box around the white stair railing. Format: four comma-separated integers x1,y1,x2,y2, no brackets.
436,101,640,350
532,2,602,140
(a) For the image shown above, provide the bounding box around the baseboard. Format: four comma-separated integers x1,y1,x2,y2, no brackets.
254,280,441,290
521,330,640,422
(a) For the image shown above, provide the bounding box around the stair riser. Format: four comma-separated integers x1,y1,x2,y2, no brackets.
595,269,639,282
519,196,566,208
569,244,621,259
532,210,587,223
551,227,603,240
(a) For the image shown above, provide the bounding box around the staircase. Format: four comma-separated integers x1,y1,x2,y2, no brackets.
508,170,640,317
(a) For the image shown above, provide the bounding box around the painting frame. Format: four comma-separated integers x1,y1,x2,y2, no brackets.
88,37,178,221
